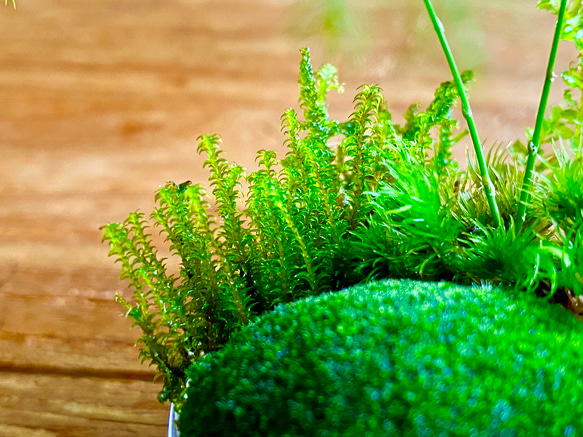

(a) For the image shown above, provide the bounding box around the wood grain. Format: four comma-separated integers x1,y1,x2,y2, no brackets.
0,0,573,434
0,371,166,437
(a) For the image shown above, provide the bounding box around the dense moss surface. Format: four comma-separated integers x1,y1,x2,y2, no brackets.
178,279,583,436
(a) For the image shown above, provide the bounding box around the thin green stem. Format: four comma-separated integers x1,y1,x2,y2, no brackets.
422,0,501,228
516,0,567,232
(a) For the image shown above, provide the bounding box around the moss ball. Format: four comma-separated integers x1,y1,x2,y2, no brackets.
178,279,583,436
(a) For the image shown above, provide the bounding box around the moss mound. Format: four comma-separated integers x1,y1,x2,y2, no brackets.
178,279,583,436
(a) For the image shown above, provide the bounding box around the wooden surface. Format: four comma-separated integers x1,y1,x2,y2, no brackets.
0,1,574,435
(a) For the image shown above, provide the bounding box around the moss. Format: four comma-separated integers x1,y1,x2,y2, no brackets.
179,279,583,436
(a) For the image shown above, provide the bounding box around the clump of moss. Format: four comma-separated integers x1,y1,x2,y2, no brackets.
179,279,583,436
101,47,474,402
102,1,583,407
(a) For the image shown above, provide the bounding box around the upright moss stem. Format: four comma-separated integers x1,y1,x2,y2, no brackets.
516,0,567,232
422,0,501,228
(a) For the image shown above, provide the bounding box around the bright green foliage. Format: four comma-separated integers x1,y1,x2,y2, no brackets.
397,73,470,171
178,279,583,436
103,2,583,407
461,146,535,229
348,150,463,283
540,156,583,228
515,0,568,231
102,48,469,403
347,1,583,296
423,0,502,228
348,143,582,296
509,7,583,163
546,225,583,297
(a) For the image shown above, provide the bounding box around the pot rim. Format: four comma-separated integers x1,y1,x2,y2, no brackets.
168,403,180,437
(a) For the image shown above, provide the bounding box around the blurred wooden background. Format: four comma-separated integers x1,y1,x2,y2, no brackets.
0,0,575,435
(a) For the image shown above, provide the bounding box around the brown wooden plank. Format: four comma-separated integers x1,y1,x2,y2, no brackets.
0,259,158,373
0,371,168,437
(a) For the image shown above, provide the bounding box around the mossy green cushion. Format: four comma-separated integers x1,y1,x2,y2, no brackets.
178,279,583,436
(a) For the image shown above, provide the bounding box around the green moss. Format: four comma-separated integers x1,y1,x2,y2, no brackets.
102,3,583,404
179,279,583,436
